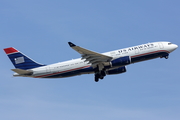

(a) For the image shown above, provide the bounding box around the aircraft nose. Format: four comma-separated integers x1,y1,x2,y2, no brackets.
169,43,178,52
174,44,178,49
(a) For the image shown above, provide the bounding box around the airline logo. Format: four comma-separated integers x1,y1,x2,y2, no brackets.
15,57,24,64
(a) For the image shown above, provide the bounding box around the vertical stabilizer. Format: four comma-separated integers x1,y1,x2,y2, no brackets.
4,47,45,70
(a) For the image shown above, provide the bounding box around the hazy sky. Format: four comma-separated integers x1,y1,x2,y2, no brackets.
1,0,180,120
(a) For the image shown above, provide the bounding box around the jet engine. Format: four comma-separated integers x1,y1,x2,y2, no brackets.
110,56,131,67
106,66,126,75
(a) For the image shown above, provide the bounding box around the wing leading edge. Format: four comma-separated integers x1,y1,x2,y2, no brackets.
68,42,113,67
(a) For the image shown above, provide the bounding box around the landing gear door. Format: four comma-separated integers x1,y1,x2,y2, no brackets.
159,43,164,49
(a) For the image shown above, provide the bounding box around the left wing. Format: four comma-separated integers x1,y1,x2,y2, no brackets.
68,42,113,68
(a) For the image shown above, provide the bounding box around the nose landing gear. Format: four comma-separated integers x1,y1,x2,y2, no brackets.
160,53,169,59
160,55,169,59
165,56,169,59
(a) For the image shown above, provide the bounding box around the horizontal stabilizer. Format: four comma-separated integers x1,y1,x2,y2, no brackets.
11,69,33,75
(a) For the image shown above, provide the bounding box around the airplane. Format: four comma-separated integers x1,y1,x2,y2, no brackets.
3,41,178,82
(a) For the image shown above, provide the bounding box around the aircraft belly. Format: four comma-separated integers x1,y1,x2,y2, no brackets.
131,51,169,63
41,66,94,78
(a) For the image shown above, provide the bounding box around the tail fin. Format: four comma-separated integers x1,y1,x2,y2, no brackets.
4,47,45,70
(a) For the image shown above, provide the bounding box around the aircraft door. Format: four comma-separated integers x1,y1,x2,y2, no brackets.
46,67,52,73
135,48,139,54
110,52,116,57
159,43,164,49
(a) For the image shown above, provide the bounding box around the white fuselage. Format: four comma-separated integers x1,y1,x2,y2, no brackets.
14,41,178,78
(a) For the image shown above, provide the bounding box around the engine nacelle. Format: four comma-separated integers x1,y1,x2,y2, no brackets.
111,56,131,67
106,66,126,75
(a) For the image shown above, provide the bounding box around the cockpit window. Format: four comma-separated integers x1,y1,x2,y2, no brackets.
168,42,172,45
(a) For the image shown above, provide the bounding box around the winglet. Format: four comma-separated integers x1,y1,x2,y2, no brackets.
68,42,76,47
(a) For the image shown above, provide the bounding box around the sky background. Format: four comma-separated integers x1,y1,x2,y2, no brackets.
0,0,180,120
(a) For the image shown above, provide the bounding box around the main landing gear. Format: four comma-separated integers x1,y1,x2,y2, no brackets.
94,70,106,82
